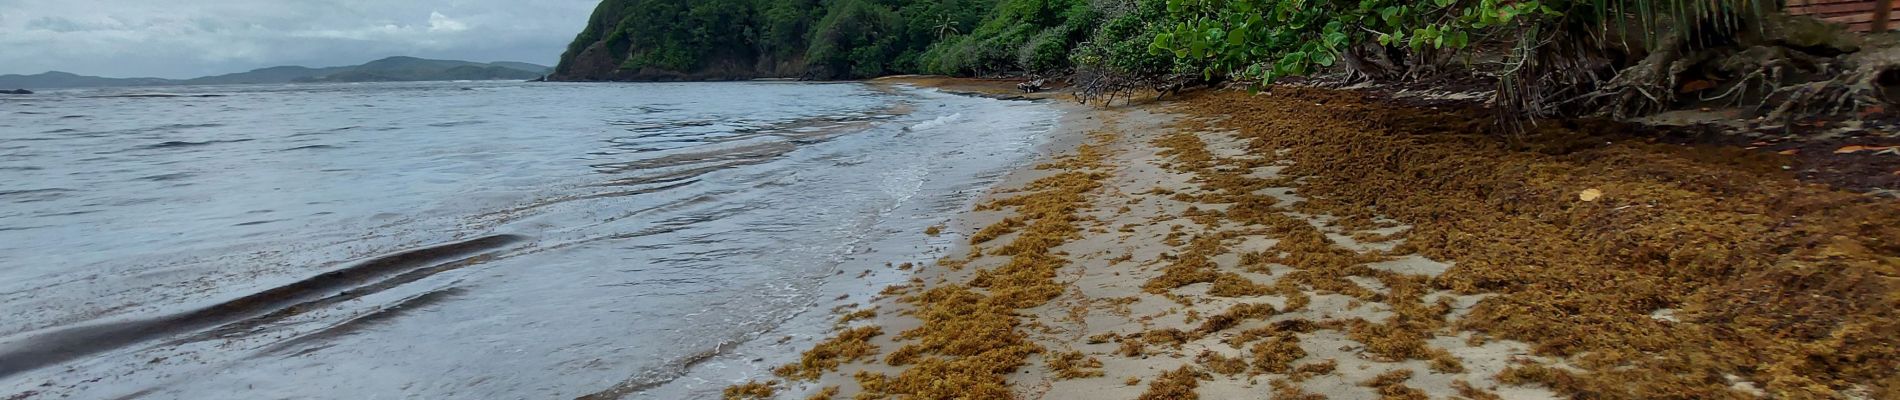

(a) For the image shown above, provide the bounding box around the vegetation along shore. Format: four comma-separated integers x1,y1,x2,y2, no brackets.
549,0,1899,398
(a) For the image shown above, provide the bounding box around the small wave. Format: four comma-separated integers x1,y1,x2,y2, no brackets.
280,145,340,152
233,219,286,227
255,288,466,357
905,113,962,132
59,115,85,119
0,188,71,195
579,337,749,399
426,121,484,128
157,123,226,130
89,93,227,99
0,234,527,379
0,188,74,202
138,139,253,150
135,172,194,182
42,128,80,134
288,126,361,137
0,188,73,199
611,119,717,131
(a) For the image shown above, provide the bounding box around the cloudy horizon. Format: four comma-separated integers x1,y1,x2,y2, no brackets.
0,0,603,79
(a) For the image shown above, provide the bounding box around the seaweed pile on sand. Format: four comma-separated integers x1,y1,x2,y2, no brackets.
727,78,1895,399
1174,87,1900,398
729,116,1120,399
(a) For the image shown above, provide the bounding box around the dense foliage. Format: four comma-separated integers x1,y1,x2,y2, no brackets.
559,0,1690,81
1150,0,1548,82
559,0,1123,79
565,0,1858,119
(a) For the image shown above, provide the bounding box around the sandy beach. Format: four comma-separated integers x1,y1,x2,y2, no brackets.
734,79,1899,400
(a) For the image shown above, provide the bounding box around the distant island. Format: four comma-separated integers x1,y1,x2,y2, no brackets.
0,57,552,89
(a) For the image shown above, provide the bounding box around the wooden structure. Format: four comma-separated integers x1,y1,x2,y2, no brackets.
1787,0,1898,32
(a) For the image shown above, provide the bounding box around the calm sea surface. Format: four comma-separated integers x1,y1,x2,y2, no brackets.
0,81,1057,399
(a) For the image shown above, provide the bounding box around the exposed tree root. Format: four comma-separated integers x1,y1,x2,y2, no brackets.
1498,13,1900,123
1587,33,1699,120
1342,42,1410,82
1761,42,1900,120
1072,68,1215,105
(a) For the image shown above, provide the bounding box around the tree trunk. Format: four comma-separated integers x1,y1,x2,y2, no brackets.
1875,0,1893,33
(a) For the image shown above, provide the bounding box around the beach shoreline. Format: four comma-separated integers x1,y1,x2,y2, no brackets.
761,79,1559,400
743,78,1899,400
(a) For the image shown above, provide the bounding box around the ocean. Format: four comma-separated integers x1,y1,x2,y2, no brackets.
0,81,1059,399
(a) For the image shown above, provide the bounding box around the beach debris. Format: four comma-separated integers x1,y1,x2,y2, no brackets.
1579,189,1603,202
1678,80,1716,93
1018,79,1046,93
1835,145,1896,154
721,380,776,399
1049,350,1106,379
772,326,881,380
1136,366,1204,400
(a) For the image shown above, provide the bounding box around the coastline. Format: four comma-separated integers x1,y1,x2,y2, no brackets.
767,80,1563,399
742,79,1899,400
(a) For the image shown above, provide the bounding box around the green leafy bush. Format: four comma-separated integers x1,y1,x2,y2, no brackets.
1071,0,1182,79
807,0,904,78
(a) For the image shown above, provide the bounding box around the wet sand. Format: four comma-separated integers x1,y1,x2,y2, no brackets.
755,83,1560,400
741,79,1899,399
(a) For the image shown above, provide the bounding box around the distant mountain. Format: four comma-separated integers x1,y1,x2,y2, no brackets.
293,57,548,83
0,71,173,89
182,66,353,85
0,57,553,89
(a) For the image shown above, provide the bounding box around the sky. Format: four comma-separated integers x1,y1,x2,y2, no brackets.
0,0,603,78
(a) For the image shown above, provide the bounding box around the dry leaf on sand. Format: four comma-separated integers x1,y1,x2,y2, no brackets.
1579,189,1603,202
1837,145,1895,154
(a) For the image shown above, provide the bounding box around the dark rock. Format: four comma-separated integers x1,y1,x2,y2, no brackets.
1018,79,1047,93
2,89,31,95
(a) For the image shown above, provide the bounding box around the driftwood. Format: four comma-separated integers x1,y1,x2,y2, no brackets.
1018,79,1048,93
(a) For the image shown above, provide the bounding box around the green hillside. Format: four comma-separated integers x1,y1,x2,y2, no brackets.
553,0,1147,81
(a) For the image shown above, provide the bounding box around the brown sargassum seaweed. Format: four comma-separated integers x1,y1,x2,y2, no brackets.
760,124,1117,399
1175,88,1900,399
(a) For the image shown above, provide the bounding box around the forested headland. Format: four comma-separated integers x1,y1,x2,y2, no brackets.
554,0,1118,81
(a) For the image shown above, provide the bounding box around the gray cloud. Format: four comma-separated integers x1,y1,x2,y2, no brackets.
0,0,601,78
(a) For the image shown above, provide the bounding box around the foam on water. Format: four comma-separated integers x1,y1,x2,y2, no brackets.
907,112,962,132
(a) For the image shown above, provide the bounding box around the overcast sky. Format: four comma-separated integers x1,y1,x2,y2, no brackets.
0,0,602,78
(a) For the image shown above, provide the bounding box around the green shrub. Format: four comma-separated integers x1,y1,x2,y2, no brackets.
807,0,904,78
